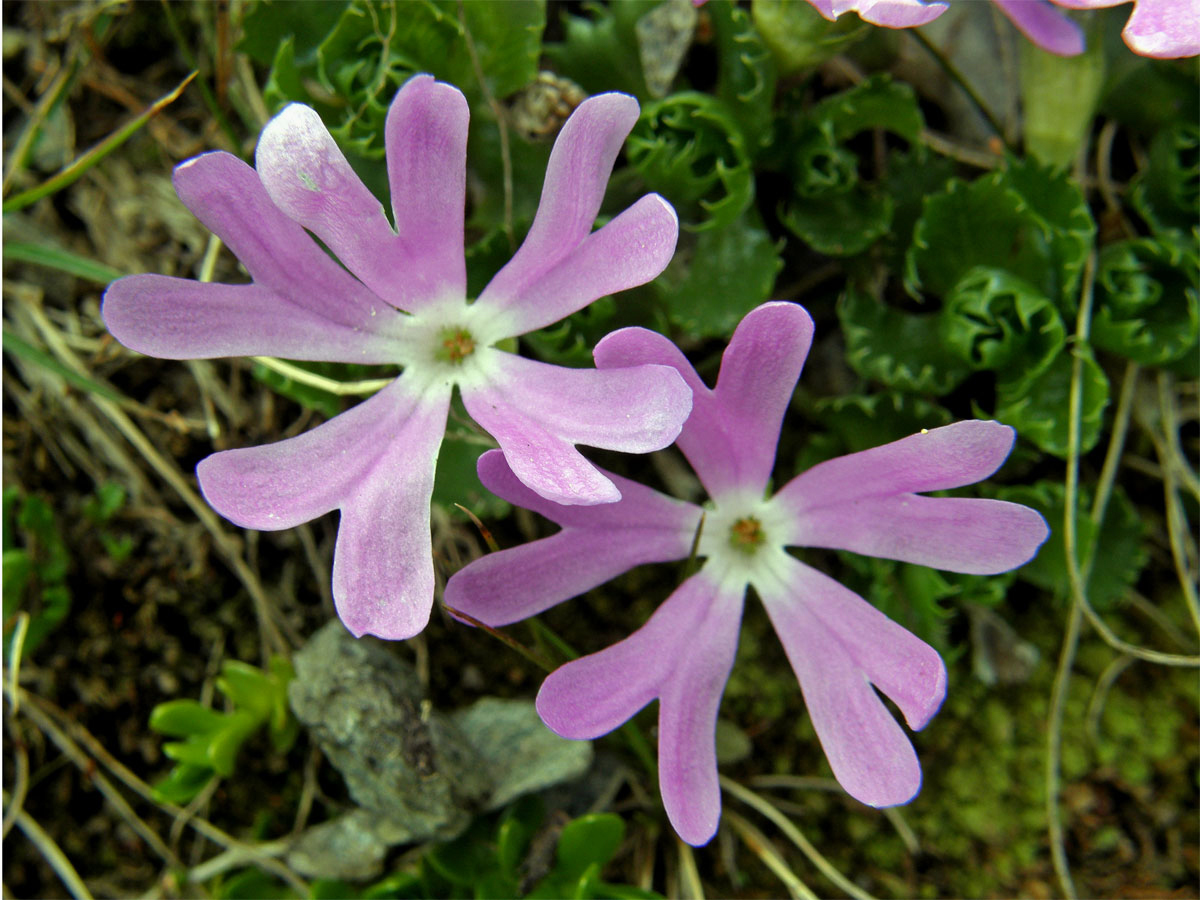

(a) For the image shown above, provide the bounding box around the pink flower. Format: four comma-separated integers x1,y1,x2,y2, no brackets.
1052,0,1200,57
446,302,1049,845
103,75,691,640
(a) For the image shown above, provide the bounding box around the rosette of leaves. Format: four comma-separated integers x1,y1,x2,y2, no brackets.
778,75,924,257
625,91,754,232
149,657,299,804
1091,233,1200,367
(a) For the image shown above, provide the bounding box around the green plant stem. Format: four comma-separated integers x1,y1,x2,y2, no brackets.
3,241,124,284
1154,371,1200,636
3,71,196,213
250,356,393,396
910,29,1014,152
1047,250,1099,900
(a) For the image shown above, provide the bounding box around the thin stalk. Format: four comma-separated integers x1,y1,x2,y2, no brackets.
250,356,393,397
910,29,1014,151
1047,251,1099,900
3,72,197,213
721,776,875,900
722,810,814,900
2,53,80,194
10,806,94,900
1155,371,1200,635
158,0,242,152
676,840,706,900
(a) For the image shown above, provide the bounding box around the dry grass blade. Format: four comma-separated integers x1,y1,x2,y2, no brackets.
721,775,875,900
8,805,94,900
722,809,815,900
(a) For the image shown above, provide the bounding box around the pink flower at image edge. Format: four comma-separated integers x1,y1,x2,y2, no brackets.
446,302,1050,845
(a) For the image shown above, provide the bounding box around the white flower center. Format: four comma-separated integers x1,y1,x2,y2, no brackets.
698,493,793,592
390,297,514,396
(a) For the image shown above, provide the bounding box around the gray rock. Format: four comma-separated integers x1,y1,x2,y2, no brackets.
285,621,592,880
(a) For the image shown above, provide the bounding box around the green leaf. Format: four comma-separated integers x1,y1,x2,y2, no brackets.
359,870,426,899
3,241,124,284
262,36,308,113
994,481,1145,611
3,549,33,621
424,818,498,887
238,0,350,66
151,763,215,805
149,700,225,737
554,814,625,881
217,660,275,721
1092,234,1200,365
995,344,1109,458
751,0,868,76
626,92,754,232
811,392,954,455
938,267,1066,387
1130,121,1200,236
309,880,359,900
779,183,892,256
837,288,971,395
907,161,1096,305
591,884,664,900
82,482,126,524
163,735,217,769
216,868,294,900
16,495,69,584
544,1,655,98
809,74,923,146
3,327,129,407
207,710,261,776
709,0,777,150
1019,31,1105,169
315,0,543,158
657,214,781,337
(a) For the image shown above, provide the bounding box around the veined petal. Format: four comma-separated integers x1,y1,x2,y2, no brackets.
384,74,468,303
777,420,1017,512
993,0,1084,56
172,151,386,329
330,390,449,639
256,103,437,313
784,494,1050,574
462,355,691,505
102,276,402,362
760,560,946,807
197,379,451,639
477,194,679,335
657,581,744,846
444,451,700,625
596,302,813,500
476,92,640,315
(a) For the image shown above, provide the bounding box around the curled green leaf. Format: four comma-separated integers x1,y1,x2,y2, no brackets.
939,267,1066,387
626,91,753,231
1092,234,1200,365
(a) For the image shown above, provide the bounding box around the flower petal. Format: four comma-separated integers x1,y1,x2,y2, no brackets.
657,582,744,846
444,451,700,625
330,394,449,639
476,92,639,311
462,354,691,505
993,0,1085,56
384,74,469,303
102,276,402,362
1122,0,1200,58
760,560,946,806
536,574,718,741
477,194,679,335
828,0,948,27
171,151,386,328
777,420,1018,512
197,379,450,639
784,495,1050,574
256,103,441,313
596,302,813,500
